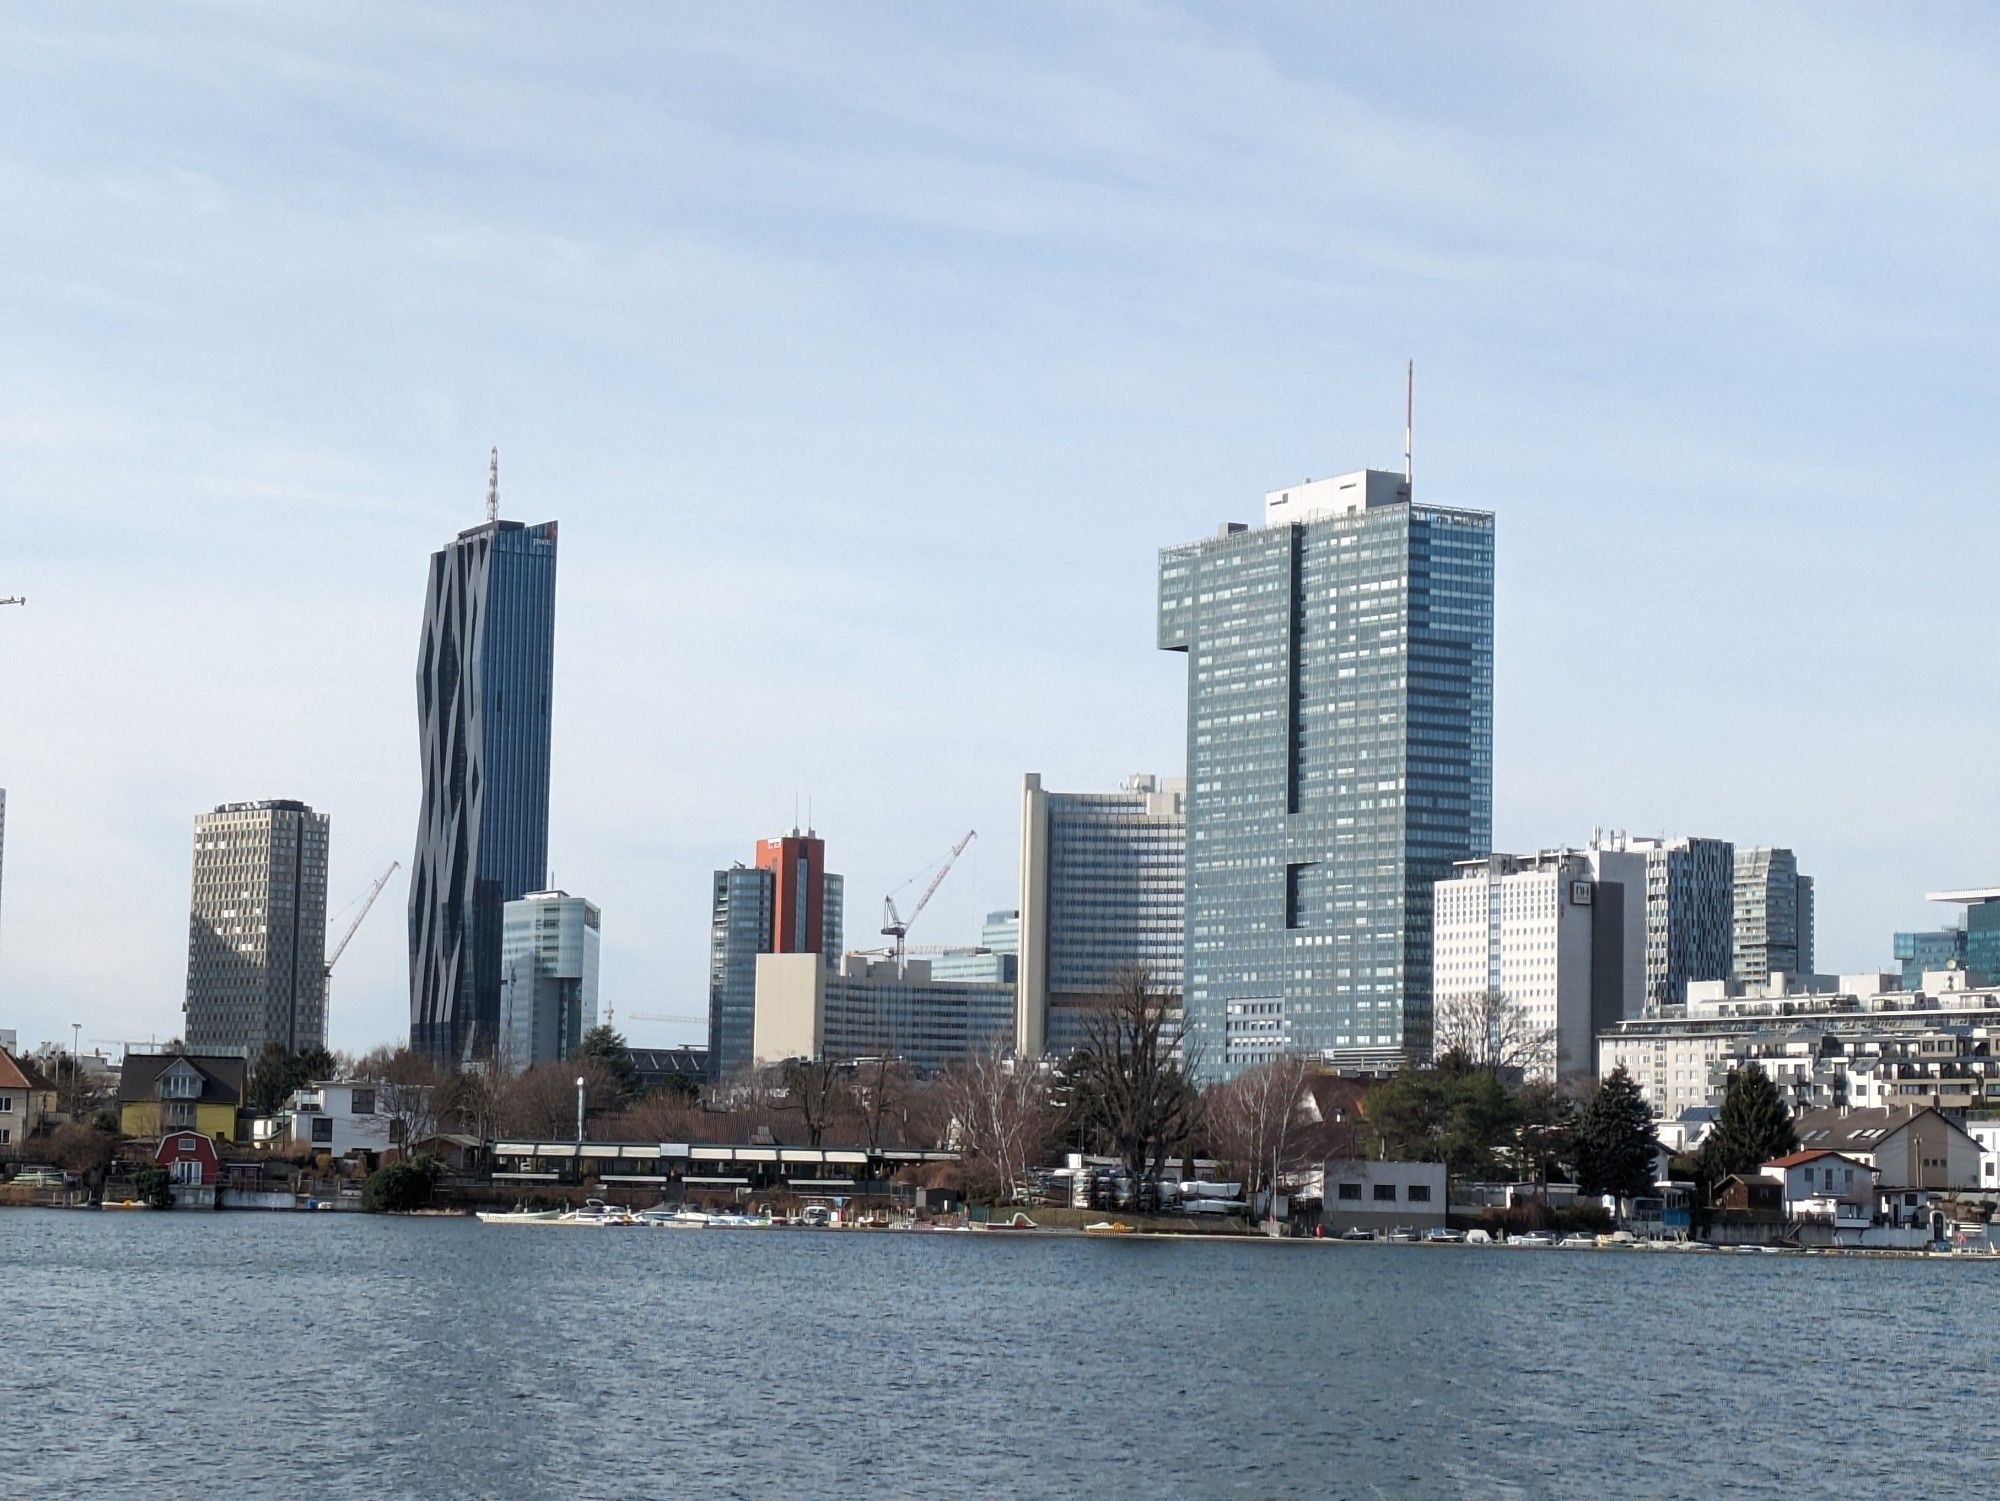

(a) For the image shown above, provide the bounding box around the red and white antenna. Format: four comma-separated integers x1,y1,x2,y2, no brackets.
1403,359,1414,490
486,446,499,523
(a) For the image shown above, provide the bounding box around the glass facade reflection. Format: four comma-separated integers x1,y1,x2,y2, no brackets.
1158,470,1493,1077
409,518,558,1064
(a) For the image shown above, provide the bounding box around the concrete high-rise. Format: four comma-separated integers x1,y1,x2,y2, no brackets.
1594,833,1734,1012
1431,848,1644,1083
1016,773,1185,1060
706,829,844,1079
184,800,329,1057
498,889,601,1068
408,510,559,1064
1159,469,1494,1077
1733,847,1814,985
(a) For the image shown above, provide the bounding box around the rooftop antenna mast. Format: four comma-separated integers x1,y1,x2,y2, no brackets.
1403,359,1414,491
486,446,499,524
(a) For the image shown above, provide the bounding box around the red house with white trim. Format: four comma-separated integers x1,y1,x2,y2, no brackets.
155,1130,220,1187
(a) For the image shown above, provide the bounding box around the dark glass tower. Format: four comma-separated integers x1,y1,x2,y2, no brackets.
1159,469,1493,1079
409,516,558,1064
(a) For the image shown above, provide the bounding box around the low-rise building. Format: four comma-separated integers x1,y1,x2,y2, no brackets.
117,1052,246,1141
1315,1159,1447,1235
753,953,1014,1071
1761,1150,1875,1226
154,1129,222,1187
285,1080,397,1155
1791,1105,1982,1193
0,1048,57,1148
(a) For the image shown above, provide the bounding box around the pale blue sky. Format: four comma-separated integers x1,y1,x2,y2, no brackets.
2,3,1995,1054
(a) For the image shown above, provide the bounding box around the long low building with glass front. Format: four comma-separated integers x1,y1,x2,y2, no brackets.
490,1140,960,1194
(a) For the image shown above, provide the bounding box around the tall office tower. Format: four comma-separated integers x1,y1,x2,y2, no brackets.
706,829,844,1079
498,890,601,1068
408,507,558,1065
1016,773,1185,1059
1431,849,1643,1083
1733,847,1814,985
184,800,330,1057
1595,833,1734,1012
1159,469,1494,1078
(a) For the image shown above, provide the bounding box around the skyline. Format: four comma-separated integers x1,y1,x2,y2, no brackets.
5,4,1999,1055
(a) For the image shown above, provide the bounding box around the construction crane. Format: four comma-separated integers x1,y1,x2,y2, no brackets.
624,1013,706,1027
881,829,976,961
325,861,400,1026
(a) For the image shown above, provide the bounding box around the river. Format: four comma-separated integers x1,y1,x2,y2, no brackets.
5,1209,1993,1498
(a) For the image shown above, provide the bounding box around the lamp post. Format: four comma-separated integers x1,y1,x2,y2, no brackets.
575,1075,586,1144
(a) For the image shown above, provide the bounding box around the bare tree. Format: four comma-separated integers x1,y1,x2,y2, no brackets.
1205,1054,1317,1198
935,1045,1054,1203
776,1058,841,1149
1068,968,1204,1201
353,1045,445,1153
1432,989,1559,1079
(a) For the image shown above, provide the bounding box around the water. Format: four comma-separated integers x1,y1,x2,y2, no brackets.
6,1210,1996,1499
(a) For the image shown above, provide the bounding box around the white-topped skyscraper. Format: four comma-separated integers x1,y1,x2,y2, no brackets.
184,800,330,1057
498,890,601,1068
1159,469,1495,1078
408,481,559,1065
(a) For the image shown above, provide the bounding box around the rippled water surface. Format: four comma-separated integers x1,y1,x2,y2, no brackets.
7,1209,1996,1498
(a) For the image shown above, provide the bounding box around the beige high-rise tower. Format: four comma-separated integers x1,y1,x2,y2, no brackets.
184,800,330,1057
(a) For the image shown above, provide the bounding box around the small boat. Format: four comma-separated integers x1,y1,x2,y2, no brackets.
990,1211,1039,1230
1464,1228,1493,1245
637,1207,707,1228
1385,1227,1419,1244
556,1199,638,1226
1423,1227,1466,1244
1084,1220,1136,1234
1557,1233,1596,1249
100,1200,151,1212
1338,1227,1377,1242
1510,1231,1556,1248
476,1208,564,1224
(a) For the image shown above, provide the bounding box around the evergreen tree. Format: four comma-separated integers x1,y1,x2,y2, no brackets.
573,1024,640,1106
1574,1067,1657,1198
1700,1064,1797,1181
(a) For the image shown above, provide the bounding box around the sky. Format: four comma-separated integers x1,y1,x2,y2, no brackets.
2,3,1997,1057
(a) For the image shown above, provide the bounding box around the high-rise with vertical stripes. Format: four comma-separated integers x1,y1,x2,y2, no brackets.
409,514,559,1065
1159,468,1494,1078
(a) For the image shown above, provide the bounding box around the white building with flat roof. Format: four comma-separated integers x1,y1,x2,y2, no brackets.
754,952,1013,1072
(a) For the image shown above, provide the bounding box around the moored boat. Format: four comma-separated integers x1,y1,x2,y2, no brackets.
476,1208,564,1224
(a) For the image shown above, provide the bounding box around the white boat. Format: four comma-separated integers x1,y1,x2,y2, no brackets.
637,1207,710,1228
1510,1232,1556,1248
475,1208,563,1224
556,1199,638,1226
1557,1233,1596,1249
1385,1227,1419,1243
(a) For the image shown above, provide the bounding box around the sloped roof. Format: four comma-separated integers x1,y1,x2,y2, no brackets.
116,1052,246,1107
1792,1104,1974,1153
1765,1149,1870,1170
0,1048,55,1092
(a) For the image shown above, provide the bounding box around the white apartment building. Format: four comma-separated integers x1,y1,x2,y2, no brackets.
284,1080,398,1155
1432,848,1644,1081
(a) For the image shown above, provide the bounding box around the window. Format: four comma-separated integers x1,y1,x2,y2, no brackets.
1373,1183,1397,1202
1407,1184,1432,1203
0,1097,12,1113
349,1089,375,1116
1337,1182,1361,1201
311,1117,334,1145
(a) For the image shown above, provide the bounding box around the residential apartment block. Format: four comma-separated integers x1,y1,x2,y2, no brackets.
1159,469,1494,1077
184,800,329,1057
1017,772,1185,1060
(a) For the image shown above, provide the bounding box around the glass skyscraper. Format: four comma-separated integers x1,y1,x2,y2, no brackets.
707,830,844,1080
1158,469,1493,1077
409,516,558,1065
498,889,601,1069
1016,773,1185,1059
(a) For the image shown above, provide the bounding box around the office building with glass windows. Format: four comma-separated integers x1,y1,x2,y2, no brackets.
1925,888,2000,987
753,952,1015,1072
928,909,1021,984
498,889,601,1069
1733,846,1815,986
409,513,559,1065
1158,468,1494,1078
1594,833,1735,1012
1016,773,1186,1059
706,829,844,1079
185,799,330,1057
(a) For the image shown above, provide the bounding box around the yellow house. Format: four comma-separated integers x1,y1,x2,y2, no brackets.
117,1053,246,1141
